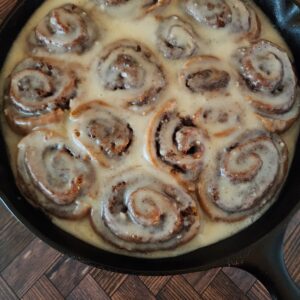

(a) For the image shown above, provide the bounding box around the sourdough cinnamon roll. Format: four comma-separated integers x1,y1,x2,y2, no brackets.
70,101,133,167
90,168,200,251
156,15,199,60
95,0,129,5
147,101,208,186
29,4,97,54
96,40,166,114
193,100,243,138
143,0,171,13
198,130,288,222
235,40,299,132
2,0,298,257
183,0,261,39
4,58,77,135
17,130,97,219
180,56,231,94
95,0,170,14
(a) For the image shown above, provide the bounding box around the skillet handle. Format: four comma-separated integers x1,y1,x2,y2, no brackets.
237,221,299,300
293,0,300,8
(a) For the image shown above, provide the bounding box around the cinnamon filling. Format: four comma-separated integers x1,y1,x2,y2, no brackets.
29,4,97,54
155,105,207,180
157,15,198,60
97,40,166,113
186,69,230,92
90,169,200,251
5,58,77,135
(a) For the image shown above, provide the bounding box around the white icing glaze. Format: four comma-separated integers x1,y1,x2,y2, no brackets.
29,3,98,54
0,0,299,258
90,167,200,251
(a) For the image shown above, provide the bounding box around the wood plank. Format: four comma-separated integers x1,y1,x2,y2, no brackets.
91,269,128,297
139,275,171,295
22,275,63,300
0,0,16,20
0,202,13,226
222,267,256,293
112,276,155,300
1,238,61,297
284,223,300,284
202,271,248,300
157,275,202,300
67,274,109,300
46,256,90,297
247,281,271,300
0,217,34,271
184,268,220,293
0,275,18,300
285,209,300,238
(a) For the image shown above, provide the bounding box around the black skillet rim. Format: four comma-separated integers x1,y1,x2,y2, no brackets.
0,0,299,275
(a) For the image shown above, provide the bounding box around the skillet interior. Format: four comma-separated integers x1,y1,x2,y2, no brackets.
0,0,299,274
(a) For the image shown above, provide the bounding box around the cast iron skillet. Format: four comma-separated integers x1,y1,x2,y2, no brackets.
0,1,300,299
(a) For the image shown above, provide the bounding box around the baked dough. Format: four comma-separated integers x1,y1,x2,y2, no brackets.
1,0,299,256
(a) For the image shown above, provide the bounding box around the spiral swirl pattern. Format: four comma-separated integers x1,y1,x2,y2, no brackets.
156,15,199,60
193,100,243,138
235,40,299,132
70,101,133,167
2,0,297,256
97,0,129,5
184,0,261,39
148,101,208,186
4,57,77,135
181,56,231,93
90,168,200,251
29,4,97,54
198,130,288,222
94,0,170,14
17,130,96,219
97,39,166,114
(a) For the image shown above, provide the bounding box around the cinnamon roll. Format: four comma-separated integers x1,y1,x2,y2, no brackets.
4,57,77,135
156,15,199,60
235,40,299,132
183,0,261,39
143,0,171,13
1,0,298,257
95,0,129,5
193,100,243,138
198,130,288,222
180,56,231,94
29,4,97,54
70,101,133,167
17,130,97,219
94,0,170,14
90,168,201,251
147,101,208,186
96,40,166,114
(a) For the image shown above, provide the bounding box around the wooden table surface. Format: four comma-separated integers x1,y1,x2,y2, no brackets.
0,1,299,299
